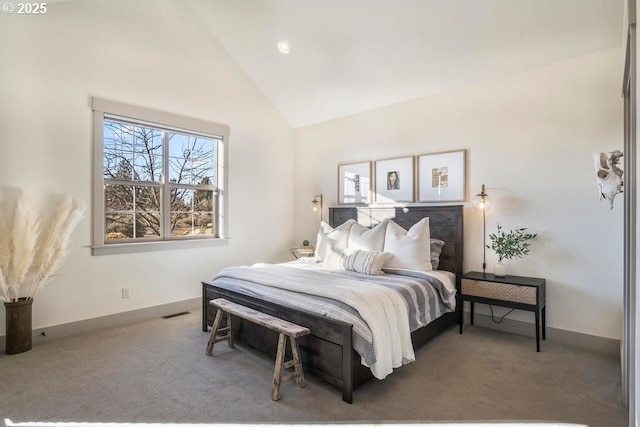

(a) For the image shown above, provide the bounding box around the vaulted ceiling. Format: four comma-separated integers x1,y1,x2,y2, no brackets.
187,0,623,128
48,0,623,128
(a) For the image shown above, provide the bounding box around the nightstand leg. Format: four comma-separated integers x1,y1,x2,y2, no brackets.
459,300,464,334
535,308,540,352
542,306,546,340
470,302,474,325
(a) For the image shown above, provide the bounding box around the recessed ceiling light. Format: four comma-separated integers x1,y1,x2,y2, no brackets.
277,41,290,54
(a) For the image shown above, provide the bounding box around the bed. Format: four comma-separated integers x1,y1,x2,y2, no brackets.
202,205,463,403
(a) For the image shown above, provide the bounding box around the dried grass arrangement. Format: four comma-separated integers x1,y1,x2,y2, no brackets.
0,190,84,303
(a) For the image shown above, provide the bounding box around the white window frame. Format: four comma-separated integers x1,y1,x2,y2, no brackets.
92,97,229,255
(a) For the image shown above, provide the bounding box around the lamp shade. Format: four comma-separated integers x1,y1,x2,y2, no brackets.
471,184,492,211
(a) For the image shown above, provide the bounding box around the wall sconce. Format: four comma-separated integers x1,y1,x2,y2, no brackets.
471,184,493,274
311,194,323,222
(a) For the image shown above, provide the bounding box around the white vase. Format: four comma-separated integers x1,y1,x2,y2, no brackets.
494,261,506,277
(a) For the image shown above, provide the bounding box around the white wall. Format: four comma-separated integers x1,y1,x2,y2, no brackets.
294,47,624,340
0,0,294,331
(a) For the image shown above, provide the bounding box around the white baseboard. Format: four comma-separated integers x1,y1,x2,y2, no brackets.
1,299,619,358
463,311,620,356
0,298,201,349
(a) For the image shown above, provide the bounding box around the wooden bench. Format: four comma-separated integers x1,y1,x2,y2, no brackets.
205,298,311,401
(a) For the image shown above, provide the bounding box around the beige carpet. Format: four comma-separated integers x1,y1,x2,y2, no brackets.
0,310,627,426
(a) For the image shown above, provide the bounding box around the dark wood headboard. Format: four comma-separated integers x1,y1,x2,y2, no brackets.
328,205,464,290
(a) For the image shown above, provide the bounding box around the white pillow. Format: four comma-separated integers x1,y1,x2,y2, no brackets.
348,220,388,251
315,220,355,261
383,218,432,271
323,245,347,269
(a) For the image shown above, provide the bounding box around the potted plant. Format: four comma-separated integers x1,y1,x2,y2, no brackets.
0,190,84,354
486,224,537,277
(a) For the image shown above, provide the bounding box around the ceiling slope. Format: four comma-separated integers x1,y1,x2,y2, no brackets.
183,0,622,128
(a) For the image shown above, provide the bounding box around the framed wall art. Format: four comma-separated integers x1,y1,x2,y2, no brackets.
417,149,466,202
338,161,371,204
374,156,414,203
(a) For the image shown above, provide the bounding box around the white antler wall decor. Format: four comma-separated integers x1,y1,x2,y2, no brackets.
592,150,623,209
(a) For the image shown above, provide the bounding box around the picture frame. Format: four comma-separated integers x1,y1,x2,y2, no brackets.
374,156,415,203
338,161,372,204
417,149,466,202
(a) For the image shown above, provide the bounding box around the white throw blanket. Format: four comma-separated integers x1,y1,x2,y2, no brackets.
214,263,416,379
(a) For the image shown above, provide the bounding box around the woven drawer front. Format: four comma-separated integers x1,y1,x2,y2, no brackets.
462,279,536,305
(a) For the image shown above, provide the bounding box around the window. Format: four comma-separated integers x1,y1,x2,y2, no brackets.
92,98,229,255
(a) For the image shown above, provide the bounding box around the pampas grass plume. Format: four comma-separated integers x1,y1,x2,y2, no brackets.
0,190,83,303
9,191,40,301
0,191,11,274
0,192,11,301
28,196,85,299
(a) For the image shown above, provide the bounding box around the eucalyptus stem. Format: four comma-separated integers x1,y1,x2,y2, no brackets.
487,224,537,262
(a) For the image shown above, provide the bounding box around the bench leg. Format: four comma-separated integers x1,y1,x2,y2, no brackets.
289,337,305,388
271,333,287,401
205,309,224,356
227,314,234,349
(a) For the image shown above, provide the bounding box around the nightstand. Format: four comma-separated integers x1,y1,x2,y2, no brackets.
459,271,546,352
290,246,315,259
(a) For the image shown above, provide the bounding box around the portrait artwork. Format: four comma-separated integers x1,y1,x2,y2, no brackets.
375,157,414,203
387,171,400,190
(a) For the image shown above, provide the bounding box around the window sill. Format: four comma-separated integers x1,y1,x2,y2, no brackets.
92,238,230,256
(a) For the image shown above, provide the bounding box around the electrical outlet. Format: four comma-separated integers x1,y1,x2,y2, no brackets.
121,288,130,298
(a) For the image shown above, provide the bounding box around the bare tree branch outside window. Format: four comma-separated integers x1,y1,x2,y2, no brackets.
103,119,217,241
